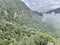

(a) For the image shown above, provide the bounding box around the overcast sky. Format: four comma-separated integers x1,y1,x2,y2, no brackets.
21,0,60,12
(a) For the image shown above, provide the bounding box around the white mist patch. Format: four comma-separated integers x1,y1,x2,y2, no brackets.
42,13,60,23
42,13,60,31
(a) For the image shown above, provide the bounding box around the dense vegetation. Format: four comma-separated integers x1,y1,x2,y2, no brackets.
0,0,60,45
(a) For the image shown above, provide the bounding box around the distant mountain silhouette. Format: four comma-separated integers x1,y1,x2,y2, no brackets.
45,8,60,14
33,11,43,16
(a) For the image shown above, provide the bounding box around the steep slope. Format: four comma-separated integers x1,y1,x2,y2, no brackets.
0,0,60,45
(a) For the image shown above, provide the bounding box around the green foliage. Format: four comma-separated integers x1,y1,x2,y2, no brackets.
0,0,60,45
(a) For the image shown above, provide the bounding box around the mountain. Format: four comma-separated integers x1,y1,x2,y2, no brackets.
0,0,60,45
45,8,60,14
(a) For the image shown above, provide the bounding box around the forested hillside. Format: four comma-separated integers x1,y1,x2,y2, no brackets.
0,0,60,45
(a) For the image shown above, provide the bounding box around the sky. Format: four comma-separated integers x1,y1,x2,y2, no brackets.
21,0,60,12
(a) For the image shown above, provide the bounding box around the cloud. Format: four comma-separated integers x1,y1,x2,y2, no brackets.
21,0,60,12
